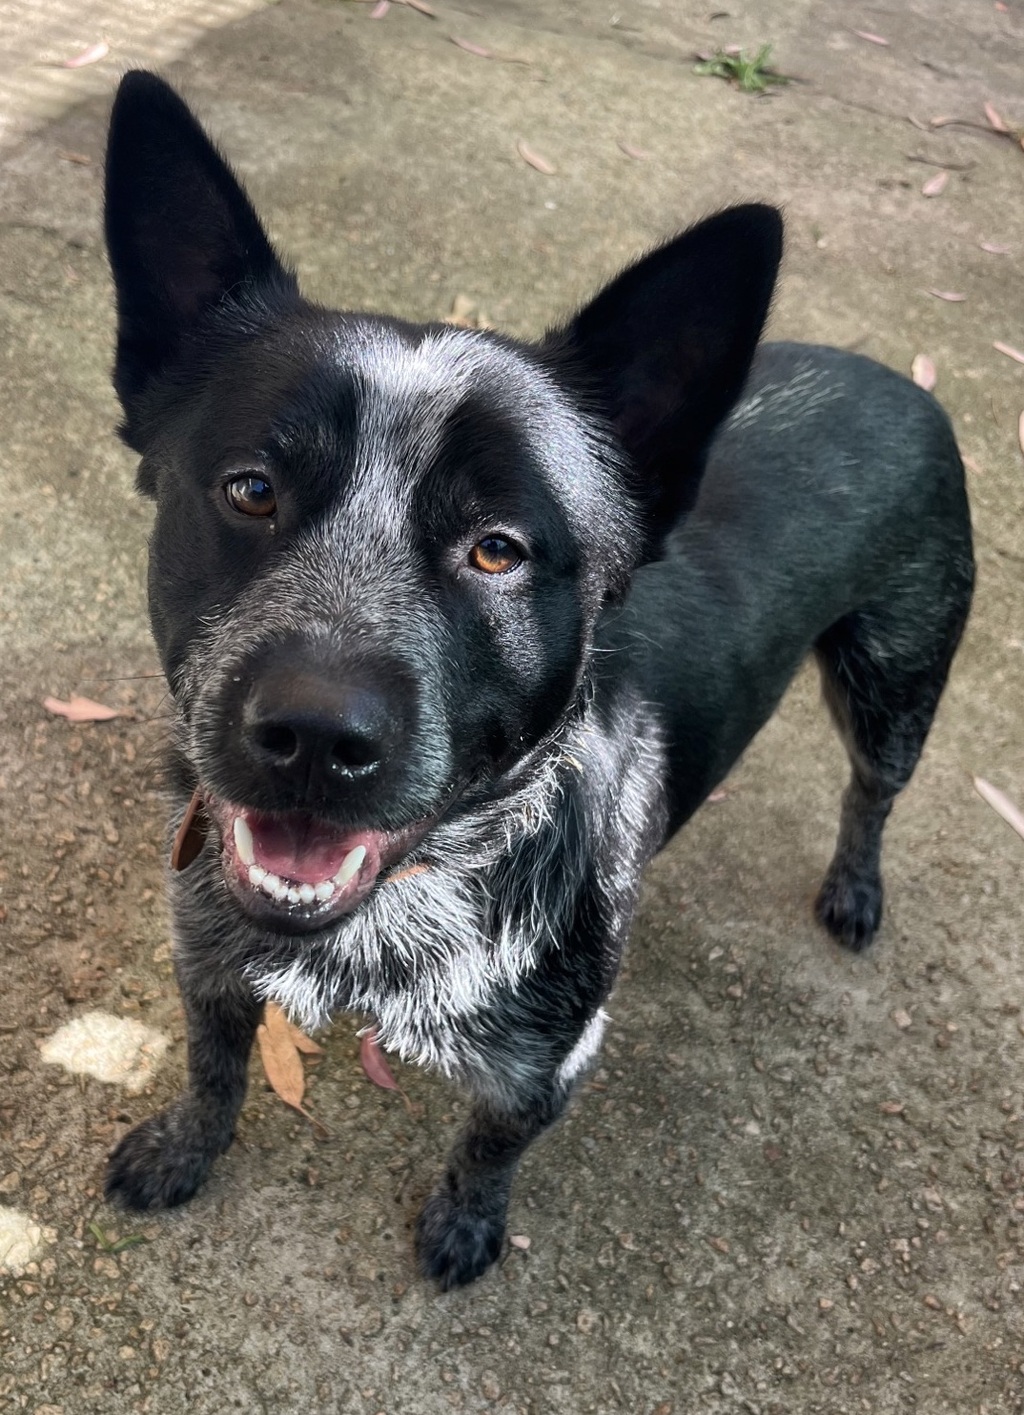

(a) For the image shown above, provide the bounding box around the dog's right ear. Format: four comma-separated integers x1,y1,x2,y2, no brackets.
105,71,297,447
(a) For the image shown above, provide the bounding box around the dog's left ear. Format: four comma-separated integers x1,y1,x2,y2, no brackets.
549,204,783,545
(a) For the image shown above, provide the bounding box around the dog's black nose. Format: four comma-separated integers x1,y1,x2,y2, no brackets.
244,668,394,788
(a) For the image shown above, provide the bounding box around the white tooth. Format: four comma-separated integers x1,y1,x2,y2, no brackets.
286,887,301,905
273,882,289,902
298,884,315,905
233,816,255,867
248,865,267,888
261,873,282,897
333,845,366,889
314,881,334,903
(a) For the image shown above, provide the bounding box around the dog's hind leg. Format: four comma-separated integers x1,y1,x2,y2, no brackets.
813,576,971,951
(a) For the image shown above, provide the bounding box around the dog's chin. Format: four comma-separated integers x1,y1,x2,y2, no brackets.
204,796,433,936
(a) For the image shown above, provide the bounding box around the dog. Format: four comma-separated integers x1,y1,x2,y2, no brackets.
102,70,974,1289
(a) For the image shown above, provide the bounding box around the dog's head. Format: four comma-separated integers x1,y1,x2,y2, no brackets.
104,72,781,934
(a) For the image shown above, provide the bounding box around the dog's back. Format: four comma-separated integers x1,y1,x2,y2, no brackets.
606,342,973,840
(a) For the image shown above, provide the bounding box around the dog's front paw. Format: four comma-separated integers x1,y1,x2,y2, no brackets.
105,1100,229,1211
815,867,883,952
415,1184,506,1290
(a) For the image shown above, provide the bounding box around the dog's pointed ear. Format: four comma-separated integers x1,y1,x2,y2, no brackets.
549,204,782,547
104,71,297,443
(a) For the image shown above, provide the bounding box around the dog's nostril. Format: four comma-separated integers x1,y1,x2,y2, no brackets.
256,722,299,761
329,729,380,773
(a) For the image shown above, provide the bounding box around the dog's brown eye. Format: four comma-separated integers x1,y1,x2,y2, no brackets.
225,475,276,518
469,536,521,575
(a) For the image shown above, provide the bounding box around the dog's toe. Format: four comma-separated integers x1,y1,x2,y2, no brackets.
415,1187,505,1290
815,869,883,952
105,1104,224,1211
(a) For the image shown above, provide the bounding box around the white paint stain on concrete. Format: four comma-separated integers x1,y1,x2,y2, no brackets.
39,1011,169,1093
0,1206,42,1274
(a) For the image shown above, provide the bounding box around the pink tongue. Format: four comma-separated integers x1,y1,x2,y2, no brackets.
245,811,361,885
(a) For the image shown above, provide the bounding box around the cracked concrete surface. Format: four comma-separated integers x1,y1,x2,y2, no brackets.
1,0,1023,1411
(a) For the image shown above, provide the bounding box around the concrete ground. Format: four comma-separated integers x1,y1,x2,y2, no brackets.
1,0,1023,1410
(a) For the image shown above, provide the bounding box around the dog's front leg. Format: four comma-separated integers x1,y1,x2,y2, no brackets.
416,1075,573,1291
105,951,262,1211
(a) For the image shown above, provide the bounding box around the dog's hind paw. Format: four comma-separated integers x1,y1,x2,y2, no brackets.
415,1186,505,1290
815,867,883,952
105,1101,227,1211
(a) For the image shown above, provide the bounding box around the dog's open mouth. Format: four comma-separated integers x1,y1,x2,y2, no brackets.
200,796,432,931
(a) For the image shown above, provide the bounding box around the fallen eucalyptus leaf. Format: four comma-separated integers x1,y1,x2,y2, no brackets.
993,340,1024,365
921,170,948,197
911,355,937,391
517,140,556,175
43,694,123,722
61,41,110,68
973,776,1024,842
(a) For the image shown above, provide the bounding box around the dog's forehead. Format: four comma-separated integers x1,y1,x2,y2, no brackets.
316,318,617,523
328,318,570,447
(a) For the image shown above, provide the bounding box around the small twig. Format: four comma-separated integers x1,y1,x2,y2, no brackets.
905,154,976,171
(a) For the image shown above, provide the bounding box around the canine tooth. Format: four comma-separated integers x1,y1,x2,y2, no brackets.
286,887,301,905
273,882,289,902
248,865,267,888
314,881,334,903
298,884,316,905
333,845,366,889
233,816,255,867
260,873,282,897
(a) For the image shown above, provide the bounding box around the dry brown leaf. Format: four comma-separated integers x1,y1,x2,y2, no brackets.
258,1007,306,1110
983,101,1009,134
517,140,556,176
61,41,110,68
911,355,937,391
401,0,436,14
993,340,1024,365
980,241,1010,255
282,1010,324,1056
360,1029,398,1089
921,170,948,197
451,35,492,57
43,694,122,723
926,289,966,302
853,30,889,45
258,1004,329,1134
617,141,651,160
973,776,1024,842
57,149,92,165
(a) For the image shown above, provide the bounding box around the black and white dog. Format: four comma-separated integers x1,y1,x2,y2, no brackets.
102,71,974,1288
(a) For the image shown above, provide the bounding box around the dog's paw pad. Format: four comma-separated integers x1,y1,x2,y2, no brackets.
415,1189,505,1290
105,1107,220,1211
815,869,883,952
